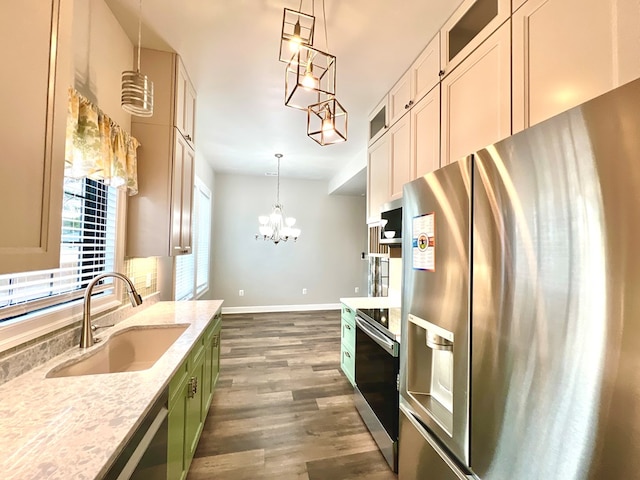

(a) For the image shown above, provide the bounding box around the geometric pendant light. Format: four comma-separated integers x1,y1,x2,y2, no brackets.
307,96,348,145
121,0,154,117
279,8,315,63
285,45,336,111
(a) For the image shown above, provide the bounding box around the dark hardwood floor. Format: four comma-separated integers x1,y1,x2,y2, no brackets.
187,311,397,480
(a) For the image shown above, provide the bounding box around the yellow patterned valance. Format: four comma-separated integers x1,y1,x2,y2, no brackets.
65,87,140,195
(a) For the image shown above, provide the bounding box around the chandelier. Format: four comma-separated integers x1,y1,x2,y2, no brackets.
255,154,301,244
279,0,347,145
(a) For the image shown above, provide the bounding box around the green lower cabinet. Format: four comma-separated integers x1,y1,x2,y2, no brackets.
168,311,223,479
340,304,356,386
185,345,205,463
203,314,222,414
167,374,188,480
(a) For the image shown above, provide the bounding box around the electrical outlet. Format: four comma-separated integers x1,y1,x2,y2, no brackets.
355,287,359,294
239,289,244,296
145,273,152,288
302,288,307,295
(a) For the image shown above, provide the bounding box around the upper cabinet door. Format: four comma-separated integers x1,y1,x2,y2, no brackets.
390,114,412,200
412,85,441,180
411,33,441,105
388,33,442,129
441,21,511,166
367,135,391,224
0,0,71,274
176,58,196,147
512,0,640,133
388,70,412,127
440,0,511,77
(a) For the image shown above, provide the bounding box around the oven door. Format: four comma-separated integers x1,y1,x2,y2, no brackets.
354,315,400,467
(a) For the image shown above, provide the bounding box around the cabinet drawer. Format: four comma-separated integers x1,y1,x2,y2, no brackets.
341,345,355,386
341,304,356,324
341,317,356,351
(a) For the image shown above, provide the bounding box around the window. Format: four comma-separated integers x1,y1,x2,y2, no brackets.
175,177,211,300
0,178,117,322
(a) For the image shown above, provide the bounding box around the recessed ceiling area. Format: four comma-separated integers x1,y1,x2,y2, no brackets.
104,0,464,193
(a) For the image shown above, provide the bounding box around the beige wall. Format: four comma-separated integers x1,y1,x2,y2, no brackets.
72,0,133,131
211,173,368,310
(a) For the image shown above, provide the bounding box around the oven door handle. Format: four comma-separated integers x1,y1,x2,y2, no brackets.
355,316,398,357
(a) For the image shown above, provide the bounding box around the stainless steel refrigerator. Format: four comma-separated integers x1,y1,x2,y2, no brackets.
400,77,640,479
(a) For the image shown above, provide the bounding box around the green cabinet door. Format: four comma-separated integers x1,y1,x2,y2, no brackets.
168,372,188,480
185,345,205,464
211,317,222,391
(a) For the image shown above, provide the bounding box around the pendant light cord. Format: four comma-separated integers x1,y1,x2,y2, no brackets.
322,0,328,52
277,157,280,204
136,0,143,72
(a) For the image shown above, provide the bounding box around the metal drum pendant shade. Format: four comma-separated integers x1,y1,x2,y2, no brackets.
121,70,153,117
121,0,154,117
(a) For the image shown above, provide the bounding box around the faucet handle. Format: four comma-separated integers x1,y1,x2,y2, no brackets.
91,323,115,332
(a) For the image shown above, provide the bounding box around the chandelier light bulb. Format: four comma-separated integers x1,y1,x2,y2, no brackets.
289,20,302,52
259,215,269,224
285,217,296,227
302,62,318,90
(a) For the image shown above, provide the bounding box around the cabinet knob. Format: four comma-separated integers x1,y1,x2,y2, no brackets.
404,103,409,109
438,70,445,77
408,100,414,106
185,134,192,141
345,351,351,358
345,324,351,330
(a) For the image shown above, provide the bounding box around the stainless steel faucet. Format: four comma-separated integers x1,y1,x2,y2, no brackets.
79,272,143,348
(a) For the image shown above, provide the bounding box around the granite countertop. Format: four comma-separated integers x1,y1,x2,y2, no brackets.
0,300,223,480
340,297,402,342
339,296,400,311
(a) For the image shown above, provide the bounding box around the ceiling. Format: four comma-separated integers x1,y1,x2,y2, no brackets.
104,0,463,193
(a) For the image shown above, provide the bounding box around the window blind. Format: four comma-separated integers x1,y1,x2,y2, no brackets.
196,184,211,295
0,178,117,321
175,178,211,301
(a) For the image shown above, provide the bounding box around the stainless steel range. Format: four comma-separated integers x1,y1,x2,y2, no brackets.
354,307,400,472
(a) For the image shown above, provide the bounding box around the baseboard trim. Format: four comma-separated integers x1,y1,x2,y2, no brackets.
222,303,341,315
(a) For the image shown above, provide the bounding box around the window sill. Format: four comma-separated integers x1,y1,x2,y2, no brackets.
0,294,121,354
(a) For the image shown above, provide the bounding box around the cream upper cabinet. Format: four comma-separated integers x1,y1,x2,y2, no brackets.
512,0,527,12
368,96,388,146
0,0,71,274
367,135,391,224
170,133,195,255
126,125,195,257
512,0,640,133
412,85,441,179
127,50,197,257
388,34,441,127
134,49,197,147
388,71,412,127
440,0,511,77
441,21,511,166
176,59,197,147
412,34,441,107
389,114,412,200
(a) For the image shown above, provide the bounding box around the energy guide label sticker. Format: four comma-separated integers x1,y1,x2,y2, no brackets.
412,213,435,271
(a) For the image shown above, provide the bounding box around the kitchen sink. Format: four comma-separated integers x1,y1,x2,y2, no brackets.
47,324,190,378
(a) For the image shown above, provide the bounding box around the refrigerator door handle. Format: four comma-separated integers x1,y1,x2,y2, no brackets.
399,404,475,480
355,316,398,357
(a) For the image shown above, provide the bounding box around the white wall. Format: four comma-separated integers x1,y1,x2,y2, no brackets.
212,173,368,309
72,0,133,131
